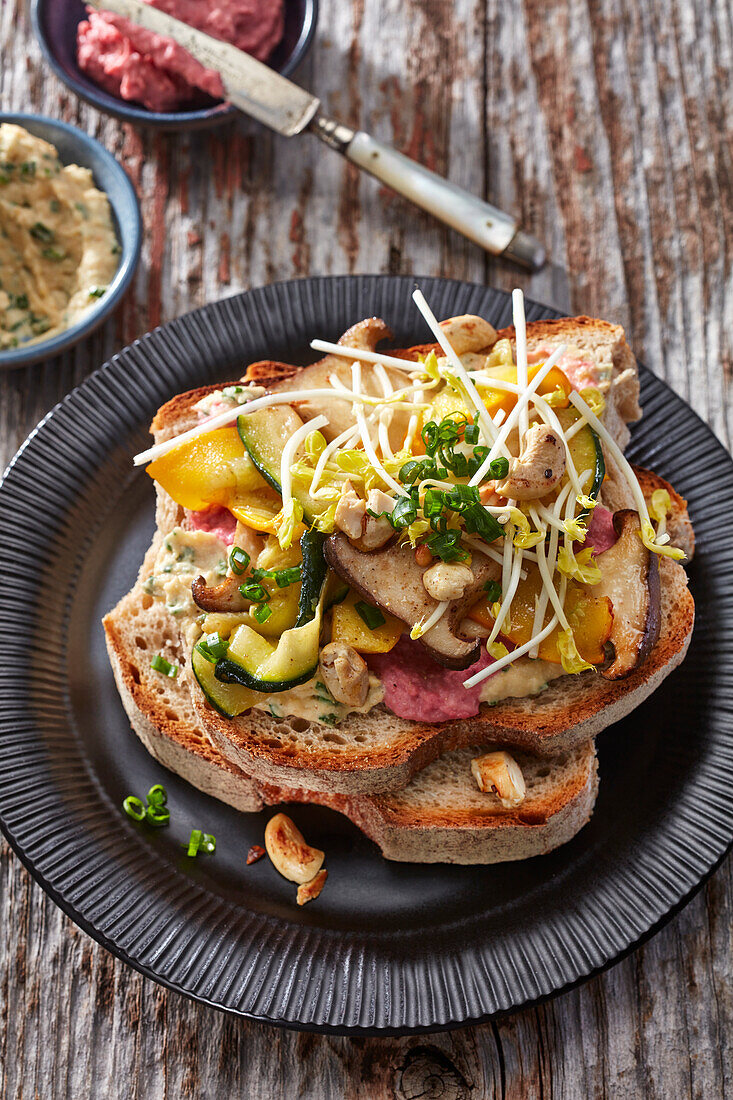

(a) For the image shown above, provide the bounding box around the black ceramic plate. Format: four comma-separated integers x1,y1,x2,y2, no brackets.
0,277,731,1034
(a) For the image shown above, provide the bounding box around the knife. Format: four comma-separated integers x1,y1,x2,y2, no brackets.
86,0,545,269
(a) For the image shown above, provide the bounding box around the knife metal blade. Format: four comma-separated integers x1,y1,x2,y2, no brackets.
84,0,546,268
85,0,320,136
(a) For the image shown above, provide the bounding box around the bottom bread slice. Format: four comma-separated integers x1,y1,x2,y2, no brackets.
103,589,599,864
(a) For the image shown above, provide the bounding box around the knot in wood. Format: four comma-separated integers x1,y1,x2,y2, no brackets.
395,1044,471,1100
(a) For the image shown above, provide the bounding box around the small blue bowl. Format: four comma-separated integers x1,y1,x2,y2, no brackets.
32,0,318,131
0,113,141,369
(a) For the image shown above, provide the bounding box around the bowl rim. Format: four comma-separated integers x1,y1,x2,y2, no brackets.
31,0,319,130
0,111,142,369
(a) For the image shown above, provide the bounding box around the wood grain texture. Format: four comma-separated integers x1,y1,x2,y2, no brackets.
1,0,731,1094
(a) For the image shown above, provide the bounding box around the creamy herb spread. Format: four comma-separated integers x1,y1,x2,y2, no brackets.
0,124,120,351
479,658,565,704
147,526,385,724
148,528,228,635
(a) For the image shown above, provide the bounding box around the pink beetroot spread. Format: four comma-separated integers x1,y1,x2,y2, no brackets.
188,505,237,545
367,636,495,722
78,0,284,113
586,505,617,554
527,346,601,391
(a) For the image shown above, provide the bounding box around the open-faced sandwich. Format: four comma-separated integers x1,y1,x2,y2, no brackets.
104,289,694,879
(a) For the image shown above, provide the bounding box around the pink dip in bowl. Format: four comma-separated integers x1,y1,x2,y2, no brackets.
78,0,285,112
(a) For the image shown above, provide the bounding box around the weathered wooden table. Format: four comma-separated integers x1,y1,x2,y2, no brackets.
2,0,731,1094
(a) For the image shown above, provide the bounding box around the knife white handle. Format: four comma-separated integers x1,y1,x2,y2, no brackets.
312,120,545,269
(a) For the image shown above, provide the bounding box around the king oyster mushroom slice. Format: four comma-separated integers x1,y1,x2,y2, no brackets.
325,533,501,669
191,572,250,613
593,509,661,680
269,317,411,445
191,522,264,614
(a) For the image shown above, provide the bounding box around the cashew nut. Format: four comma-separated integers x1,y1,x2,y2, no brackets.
334,480,366,540
264,813,325,884
471,751,526,808
422,561,475,601
357,488,395,551
297,868,328,906
319,642,369,706
439,315,497,356
496,424,566,500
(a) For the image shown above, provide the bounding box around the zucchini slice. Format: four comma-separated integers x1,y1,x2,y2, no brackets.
191,645,260,717
214,607,323,693
214,528,329,693
325,574,349,610
296,528,328,626
237,406,322,524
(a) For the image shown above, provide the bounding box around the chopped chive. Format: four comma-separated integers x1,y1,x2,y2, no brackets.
399,459,424,485
464,415,480,445
483,579,502,602
488,457,510,479
423,488,444,518
123,796,146,821
203,632,229,659
462,503,504,542
20,161,36,177
30,222,53,243
249,565,301,586
187,829,203,856
274,566,301,587
426,528,468,562
41,247,66,261
421,421,439,455
186,830,216,857
239,581,269,602
389,490,419,530
195,632,229,663
147,784,168,808
88,285,107,299
151,653,178,678
144,804,170,827
355,601,386,630
444,484,480,511
194,640,215,664
229,546,250,575
252,603,272,624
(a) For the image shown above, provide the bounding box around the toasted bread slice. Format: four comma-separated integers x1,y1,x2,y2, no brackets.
316,742,599,863
103,585,598,863
118,316,694,798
